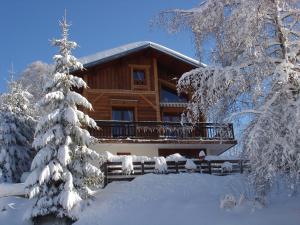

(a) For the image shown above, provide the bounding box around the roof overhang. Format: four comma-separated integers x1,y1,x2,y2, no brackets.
79,41,205,69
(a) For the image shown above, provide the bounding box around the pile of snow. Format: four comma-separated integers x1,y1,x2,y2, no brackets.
0,183,25,197
205,155,239,161
185,159,197,171
199,150,206,158
165,153,186,162
122,156,134,175
220,194,237,210
103,151,151,163
221,162,233,173
153,157,168,173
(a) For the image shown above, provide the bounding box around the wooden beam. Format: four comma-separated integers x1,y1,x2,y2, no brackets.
139,94,157,111
90,93,104,105
85,89,156,95
159,78,177,90
153,58,161,121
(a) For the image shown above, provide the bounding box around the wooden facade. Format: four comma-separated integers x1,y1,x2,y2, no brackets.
75,48,197,123
74,43,237,157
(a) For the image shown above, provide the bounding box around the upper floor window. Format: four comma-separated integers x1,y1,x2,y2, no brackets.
160,86,188,103
133,69,146,85
130,64,150,90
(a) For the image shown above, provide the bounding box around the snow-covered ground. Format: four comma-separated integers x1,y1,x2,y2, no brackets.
0,174,299,225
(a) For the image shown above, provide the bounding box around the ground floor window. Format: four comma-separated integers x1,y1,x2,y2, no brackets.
117,152,131,156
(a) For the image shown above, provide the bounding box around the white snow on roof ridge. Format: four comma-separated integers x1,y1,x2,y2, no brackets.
79,41,204,68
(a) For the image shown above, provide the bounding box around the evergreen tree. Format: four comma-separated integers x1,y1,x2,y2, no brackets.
25,15,102,221
0,73,35,183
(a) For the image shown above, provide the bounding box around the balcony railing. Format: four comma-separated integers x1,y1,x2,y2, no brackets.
90,120,235,141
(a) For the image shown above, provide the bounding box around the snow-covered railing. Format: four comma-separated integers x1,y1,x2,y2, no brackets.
91,120,235,141
101,159,249,186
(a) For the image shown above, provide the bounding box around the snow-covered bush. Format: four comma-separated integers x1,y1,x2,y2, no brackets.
154,157,168,174
25,16,103,221
122,156,134,175
185,159,197,171
158,0,300,201
220,194,237,210
165,153,186,162
221,162,233,173
0,77,35,183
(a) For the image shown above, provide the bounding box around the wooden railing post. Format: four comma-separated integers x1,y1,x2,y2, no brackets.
175,161,179,173
240,160,243,174
208,161,212,174
103,161,108,187
141,162,145,175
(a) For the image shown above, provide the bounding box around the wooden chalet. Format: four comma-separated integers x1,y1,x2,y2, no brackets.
74,41,237,158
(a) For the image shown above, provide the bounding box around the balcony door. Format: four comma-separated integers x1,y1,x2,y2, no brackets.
112,108,134,121
112,108,135,137
162,112,182,138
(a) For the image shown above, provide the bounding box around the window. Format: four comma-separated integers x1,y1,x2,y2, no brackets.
112,108,135,137
133,69,146,85
117,152,131,156
130,64,150,89
160,86,188,103
112,108,134,121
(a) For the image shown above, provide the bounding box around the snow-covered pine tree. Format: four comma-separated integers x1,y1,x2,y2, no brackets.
158,0,300,201
0,72,35,183
25,15,103,221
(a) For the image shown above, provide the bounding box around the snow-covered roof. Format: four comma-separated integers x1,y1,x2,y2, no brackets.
79,41,203,68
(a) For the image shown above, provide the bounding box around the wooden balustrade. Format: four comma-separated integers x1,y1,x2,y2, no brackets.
91,120,235,141
101,159,249,186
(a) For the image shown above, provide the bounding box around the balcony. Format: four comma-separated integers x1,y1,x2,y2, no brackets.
90,120,235,143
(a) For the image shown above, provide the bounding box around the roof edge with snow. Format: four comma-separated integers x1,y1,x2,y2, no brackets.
79,41,205,68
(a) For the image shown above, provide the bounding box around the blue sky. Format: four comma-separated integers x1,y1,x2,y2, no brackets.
0,0,201,93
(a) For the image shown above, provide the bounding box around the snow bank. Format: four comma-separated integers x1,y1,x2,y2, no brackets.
0,183,26,197
0,196,33,225
165,153,186,162
1,175,300,225
74,174,300,225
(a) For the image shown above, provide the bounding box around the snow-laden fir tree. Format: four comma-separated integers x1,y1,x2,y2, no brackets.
0,73,35,183
25,15,103,221
158,0,300,201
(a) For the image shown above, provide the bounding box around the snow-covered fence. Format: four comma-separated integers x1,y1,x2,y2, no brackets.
101,159,249,186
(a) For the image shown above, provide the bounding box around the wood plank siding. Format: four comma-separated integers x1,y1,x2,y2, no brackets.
74,48,198,122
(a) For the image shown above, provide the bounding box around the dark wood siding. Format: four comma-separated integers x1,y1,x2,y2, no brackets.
74,48,200,123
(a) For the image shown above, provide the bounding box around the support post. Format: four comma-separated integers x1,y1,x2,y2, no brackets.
141,162,145,175
175,161,179,173
208,161,212,174
103,161,108,187
240,160,243,174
